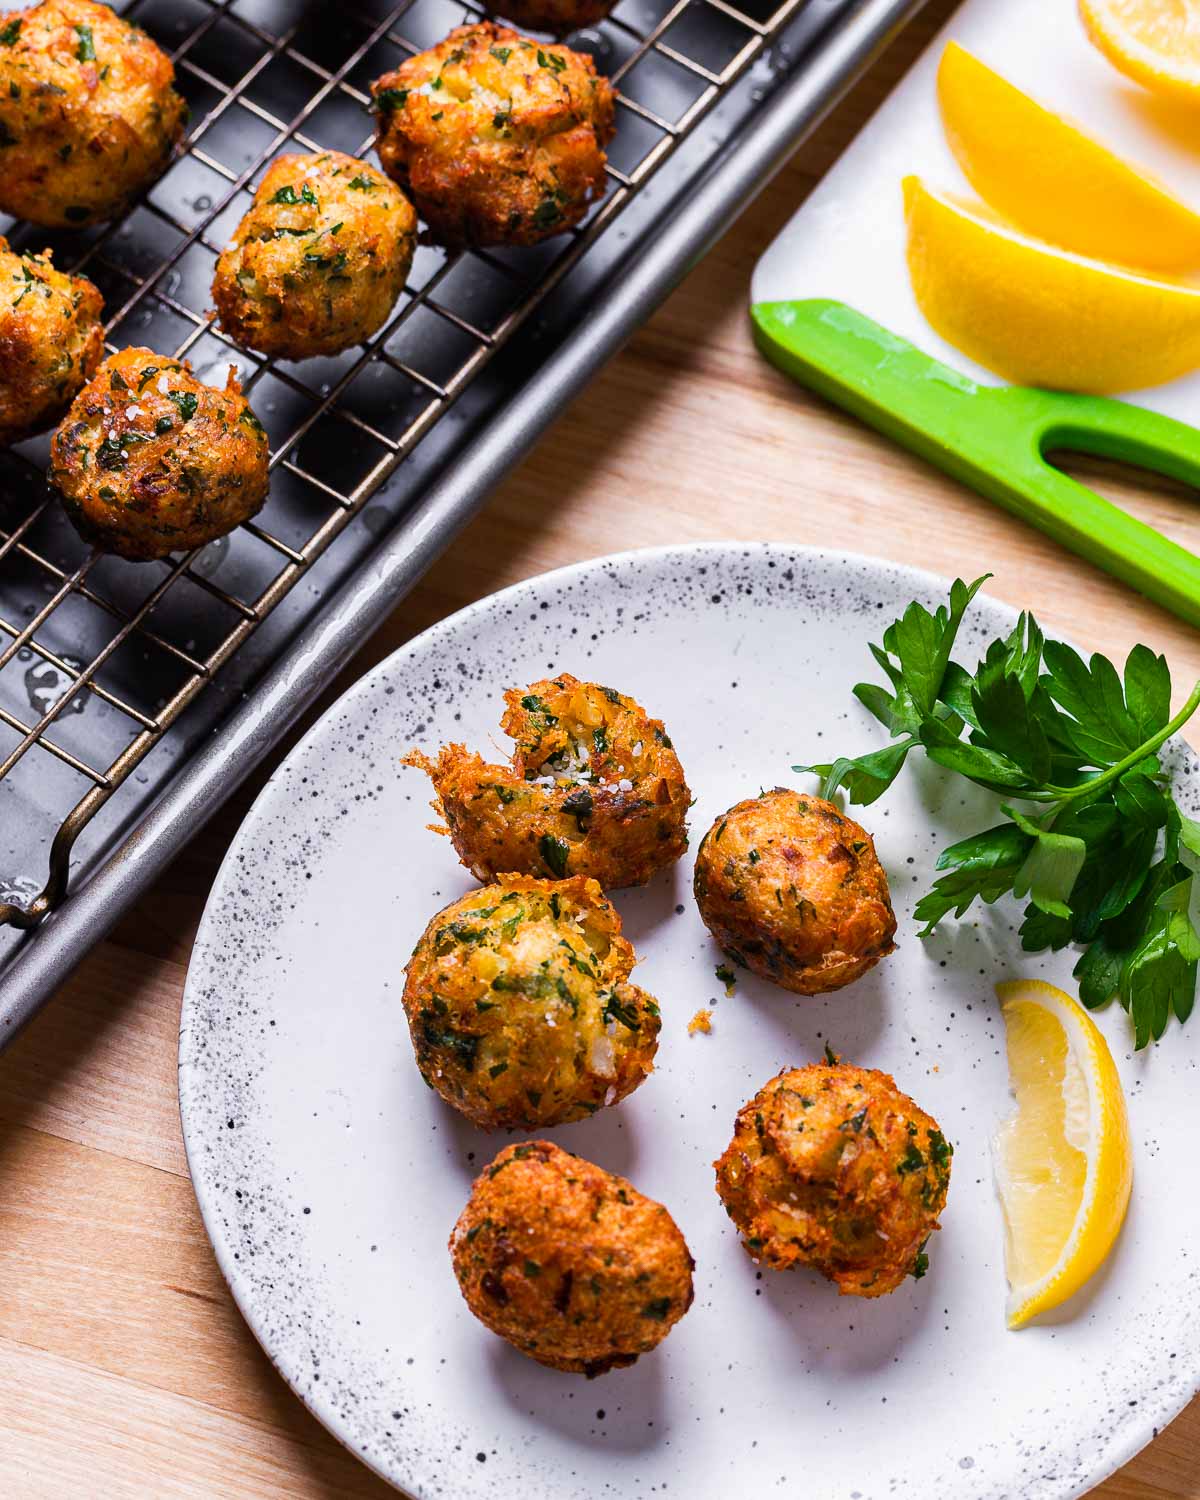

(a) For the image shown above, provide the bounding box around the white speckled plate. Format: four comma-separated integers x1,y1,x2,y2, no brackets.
180,544,1200,1500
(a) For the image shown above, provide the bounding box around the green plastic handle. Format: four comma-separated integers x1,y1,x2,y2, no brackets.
751,298,1200,628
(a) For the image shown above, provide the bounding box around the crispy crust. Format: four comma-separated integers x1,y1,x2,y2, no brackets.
714,1062,953,1297
693,789,896,995
451,1138,694,1373
0,0,186,228
404,673,690,890
402,874,660,1130
0,236,103,445
370,22,614,247
212,151,417,360
48,346,269,559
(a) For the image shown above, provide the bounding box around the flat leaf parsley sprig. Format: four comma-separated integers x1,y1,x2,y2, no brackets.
797,576,1200,1049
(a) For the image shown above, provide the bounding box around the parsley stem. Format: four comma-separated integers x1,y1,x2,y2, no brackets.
1039,678,1200,804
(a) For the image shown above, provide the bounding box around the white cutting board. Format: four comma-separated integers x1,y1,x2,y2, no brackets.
752,0,1200,423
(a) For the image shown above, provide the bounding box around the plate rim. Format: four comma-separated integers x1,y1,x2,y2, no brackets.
179,539,1200,1499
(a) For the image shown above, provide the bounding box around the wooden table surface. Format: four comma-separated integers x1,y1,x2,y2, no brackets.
3,3,1200,1495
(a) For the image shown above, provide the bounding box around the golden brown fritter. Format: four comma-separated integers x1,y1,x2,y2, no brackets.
404,674,690,890
694,789,896,995
0,236,103,446
212,151,417,361
370,22,614,248
403,875,659,1130
486,0,615,37
451,1139,694,1374
714,1061,952,1296
48,347,269,559
0,0,186,228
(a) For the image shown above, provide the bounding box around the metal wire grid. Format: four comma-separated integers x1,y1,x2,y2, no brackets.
0,0,805,930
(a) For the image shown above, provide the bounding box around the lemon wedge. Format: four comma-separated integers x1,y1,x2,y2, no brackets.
903,175,1200,392
1080,0,1200,103
994,979,1132,1330
938,41,1200,273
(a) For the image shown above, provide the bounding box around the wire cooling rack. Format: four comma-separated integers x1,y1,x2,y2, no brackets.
0,0,927,1024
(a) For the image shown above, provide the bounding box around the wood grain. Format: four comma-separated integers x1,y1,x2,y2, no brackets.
2,2,1198,1494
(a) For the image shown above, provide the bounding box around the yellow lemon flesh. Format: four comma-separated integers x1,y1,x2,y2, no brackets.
938,40,1200,273
1080,0,1200,103
994,979,1132,1330
903,176,1200,392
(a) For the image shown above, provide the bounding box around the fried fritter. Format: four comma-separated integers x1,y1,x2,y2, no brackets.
402,874,659,1129
404,674,690,890
694,789,896,994
485,0,616,36
370,22,614,247
0,236,103,446
714,1061,953,1296
212,151,417,361
0,0,186,228
48,347,269,559
451,1139,694,1374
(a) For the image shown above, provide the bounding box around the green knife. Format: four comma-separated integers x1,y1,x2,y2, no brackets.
751,298,1200,628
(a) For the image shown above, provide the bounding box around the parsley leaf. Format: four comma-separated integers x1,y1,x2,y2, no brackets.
602,992,641,1030
1004,805,1087,920
797,575,990,801
371,87,408,113
167,390,198,422
1041,640,1143,763
797,739,915,808
539,833,569,878
913,823,1033,935
532,201,561,230
270,182,318,207
1121,903,1197,1048
802,576,1200,1048
888,573,990,722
